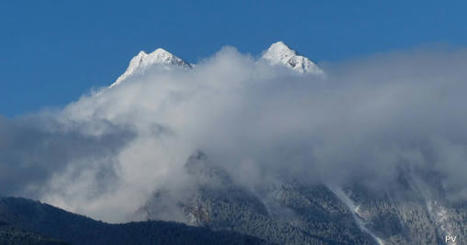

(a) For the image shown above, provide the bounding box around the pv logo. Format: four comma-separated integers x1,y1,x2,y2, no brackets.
445,235,456,243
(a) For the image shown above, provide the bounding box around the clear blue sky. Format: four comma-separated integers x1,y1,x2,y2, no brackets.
1,0,466,116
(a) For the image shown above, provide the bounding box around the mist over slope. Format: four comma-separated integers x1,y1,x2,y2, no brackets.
1,43,467,226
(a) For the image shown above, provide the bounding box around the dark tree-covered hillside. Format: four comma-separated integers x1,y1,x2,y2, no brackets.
0,197,272,245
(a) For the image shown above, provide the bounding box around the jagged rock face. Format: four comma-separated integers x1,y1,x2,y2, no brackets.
141,152,466,245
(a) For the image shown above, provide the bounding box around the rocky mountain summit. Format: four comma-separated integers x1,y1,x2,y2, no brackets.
110,48,192,88
261,41,324,74
110,41,323,88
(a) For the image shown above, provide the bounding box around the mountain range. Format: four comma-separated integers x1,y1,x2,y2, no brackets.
1,42,465,245
105,42,465,245
109,41,323,88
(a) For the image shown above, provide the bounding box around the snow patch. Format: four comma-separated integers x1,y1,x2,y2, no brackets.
328,185,385,245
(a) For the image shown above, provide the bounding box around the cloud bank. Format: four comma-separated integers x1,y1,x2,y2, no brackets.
1,46,467,222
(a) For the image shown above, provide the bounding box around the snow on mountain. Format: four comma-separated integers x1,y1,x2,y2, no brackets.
110,48,192,88
110,42,323,88
327,185,385,245
262,41,324,75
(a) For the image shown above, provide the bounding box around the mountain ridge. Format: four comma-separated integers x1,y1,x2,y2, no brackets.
110,41,324,87
0,196,272,245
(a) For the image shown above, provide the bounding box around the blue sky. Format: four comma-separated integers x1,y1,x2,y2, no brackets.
1,0,466,116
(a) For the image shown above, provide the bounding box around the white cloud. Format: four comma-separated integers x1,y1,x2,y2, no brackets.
1,46,467,222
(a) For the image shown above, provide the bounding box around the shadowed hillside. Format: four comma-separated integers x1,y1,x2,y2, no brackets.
0,197,271,245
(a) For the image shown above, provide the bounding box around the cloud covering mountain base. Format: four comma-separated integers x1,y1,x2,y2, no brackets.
1,46,467,222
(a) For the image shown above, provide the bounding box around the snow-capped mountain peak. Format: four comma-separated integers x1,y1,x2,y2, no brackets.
262,41,324,75
110,42,323,88
110,48,191,87
262,41,296,63
144,48,191,67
